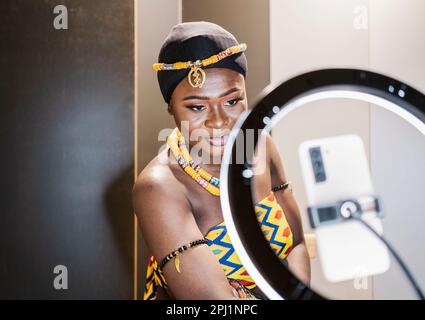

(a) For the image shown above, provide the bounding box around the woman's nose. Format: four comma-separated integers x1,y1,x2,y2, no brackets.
205,107,229,129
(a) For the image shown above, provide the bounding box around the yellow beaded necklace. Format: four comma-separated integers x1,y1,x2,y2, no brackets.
167,127,220,196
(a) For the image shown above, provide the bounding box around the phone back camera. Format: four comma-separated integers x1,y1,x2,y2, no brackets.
309,147,327,183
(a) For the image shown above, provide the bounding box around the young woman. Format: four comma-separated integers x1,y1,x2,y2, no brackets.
133,21,310,300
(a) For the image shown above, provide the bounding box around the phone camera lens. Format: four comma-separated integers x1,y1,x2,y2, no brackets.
316,172,325,181
311,149,320,158
314,161,322,169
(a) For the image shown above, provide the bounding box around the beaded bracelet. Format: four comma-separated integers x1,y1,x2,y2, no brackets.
272,182,292,193
159,238,209,273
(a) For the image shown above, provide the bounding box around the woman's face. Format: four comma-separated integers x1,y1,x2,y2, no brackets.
168,68,247,163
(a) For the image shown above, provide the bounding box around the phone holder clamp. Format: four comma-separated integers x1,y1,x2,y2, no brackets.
308,195,383,228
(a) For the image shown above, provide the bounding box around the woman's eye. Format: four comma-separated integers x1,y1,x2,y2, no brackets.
225,98,242,106
187,105,206,112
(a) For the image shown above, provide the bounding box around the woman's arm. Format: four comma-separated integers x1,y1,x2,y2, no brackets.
133,170,238,300
266,134,311,286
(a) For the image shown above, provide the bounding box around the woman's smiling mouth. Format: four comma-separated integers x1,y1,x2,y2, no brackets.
207,134,229,147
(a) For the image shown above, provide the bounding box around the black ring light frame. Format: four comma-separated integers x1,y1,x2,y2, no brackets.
219,69,425,300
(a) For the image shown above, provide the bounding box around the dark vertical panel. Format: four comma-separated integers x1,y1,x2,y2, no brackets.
0,0,134,299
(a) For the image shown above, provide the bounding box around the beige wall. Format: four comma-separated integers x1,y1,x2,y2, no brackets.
136,0,181,298
270,0,372,299
137,0,180,171
369,0,425,299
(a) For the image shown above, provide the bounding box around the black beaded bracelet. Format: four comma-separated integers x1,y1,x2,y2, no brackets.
159,238,209,272
272,181,291,192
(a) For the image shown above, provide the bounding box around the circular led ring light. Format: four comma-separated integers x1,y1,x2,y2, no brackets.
220,69,425,300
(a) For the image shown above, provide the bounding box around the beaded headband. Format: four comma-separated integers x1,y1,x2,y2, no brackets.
152,43,247,88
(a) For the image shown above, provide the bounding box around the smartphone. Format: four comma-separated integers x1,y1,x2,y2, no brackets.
299,134,390,282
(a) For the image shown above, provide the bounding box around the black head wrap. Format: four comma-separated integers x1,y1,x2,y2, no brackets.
156,21,248,103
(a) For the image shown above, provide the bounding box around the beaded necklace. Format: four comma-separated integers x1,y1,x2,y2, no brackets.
152,43,247,88
167,127,220,196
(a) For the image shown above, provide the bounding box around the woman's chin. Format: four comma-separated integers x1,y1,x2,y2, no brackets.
187,140,222,161
204,148,225,163
192,145,224,164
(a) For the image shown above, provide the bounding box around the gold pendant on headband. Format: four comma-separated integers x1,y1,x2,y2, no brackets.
188,66,206,88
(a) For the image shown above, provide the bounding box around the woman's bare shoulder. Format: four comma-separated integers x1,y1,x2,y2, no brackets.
132,152,188,210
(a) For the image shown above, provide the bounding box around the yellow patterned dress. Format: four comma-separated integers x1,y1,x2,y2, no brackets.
143,190,293,300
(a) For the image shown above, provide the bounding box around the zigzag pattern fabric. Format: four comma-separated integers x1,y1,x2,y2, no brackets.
143,255,168,300
255,191,294,259
204,222,257,289
142,190,293,300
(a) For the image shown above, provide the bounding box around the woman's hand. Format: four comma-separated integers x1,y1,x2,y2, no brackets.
286,241,311,286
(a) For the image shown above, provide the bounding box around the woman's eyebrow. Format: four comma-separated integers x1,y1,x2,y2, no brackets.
182,87,241,101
